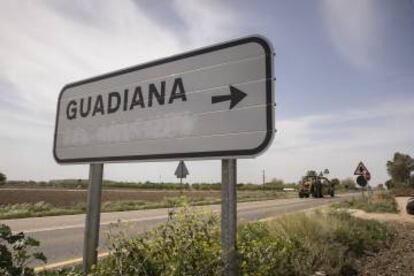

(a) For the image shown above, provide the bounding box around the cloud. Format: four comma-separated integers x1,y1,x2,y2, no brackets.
319,0,383,71
0,1,182,114
0,0,243,181
171,0,241,46
250,96,414,185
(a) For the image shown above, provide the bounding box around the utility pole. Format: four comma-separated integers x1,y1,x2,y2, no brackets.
262,169,266,185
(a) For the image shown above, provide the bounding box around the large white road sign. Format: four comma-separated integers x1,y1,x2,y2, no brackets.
53,36,275,163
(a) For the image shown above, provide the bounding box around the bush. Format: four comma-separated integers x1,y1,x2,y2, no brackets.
331,212,394,258
0,224,46,276
238,211,393,275
0,172,6,184
92,208,222,276
88,208,394,276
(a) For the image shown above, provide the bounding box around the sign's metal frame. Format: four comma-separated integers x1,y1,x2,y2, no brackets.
53,36,274,164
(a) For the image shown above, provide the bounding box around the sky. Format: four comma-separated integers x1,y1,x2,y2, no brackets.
0,0,413,185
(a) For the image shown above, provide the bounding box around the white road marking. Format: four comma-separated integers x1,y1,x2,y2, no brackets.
21,214,168,233
22,199,309,233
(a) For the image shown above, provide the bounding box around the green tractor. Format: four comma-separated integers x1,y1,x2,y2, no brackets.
298,171,335,198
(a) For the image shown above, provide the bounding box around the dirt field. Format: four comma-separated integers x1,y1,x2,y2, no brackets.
359,222,414,276
0,188,221,207
354,197,414,276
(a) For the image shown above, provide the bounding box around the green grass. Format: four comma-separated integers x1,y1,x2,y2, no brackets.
0,191,294,220
0,201,84,219
75,208,394,276
333,192,399,213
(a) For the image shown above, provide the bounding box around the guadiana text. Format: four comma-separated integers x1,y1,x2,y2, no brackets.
65,78,186,120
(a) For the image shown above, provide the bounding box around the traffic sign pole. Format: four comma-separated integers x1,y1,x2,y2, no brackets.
83,163,104,274
221,159,238,276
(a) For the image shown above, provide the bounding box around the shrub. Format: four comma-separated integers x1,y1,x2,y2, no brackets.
91,208,222,276
0,224,46,276
88,208,393,276
0,172,6,184
331,212,394,257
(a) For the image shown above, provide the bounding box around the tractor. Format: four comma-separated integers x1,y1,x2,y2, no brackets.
298,171,335,198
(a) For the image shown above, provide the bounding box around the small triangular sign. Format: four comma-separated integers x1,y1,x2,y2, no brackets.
354,161,369,176
175,161,189,179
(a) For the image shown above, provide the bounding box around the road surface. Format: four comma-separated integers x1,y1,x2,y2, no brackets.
2,194,355,269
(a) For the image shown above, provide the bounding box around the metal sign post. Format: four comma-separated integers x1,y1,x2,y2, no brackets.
83,163,104,274
221,159,238,275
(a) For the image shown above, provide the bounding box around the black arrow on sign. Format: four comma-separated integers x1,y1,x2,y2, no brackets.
211,86,247,109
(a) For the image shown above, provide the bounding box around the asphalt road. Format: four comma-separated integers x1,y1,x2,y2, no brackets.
2,194,356,268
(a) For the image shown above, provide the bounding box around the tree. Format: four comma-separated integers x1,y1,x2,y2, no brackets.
306,170,317,177
263,178,285,190
330,178,340,187
385,179,393,190
341,178,356,190
386,152,414,188
0,172,6,185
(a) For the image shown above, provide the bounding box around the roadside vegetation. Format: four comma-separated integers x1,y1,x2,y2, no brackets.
83,208,393,276
0,224,46,276
334,192,399,213
0,202,83,219
1,205,396,275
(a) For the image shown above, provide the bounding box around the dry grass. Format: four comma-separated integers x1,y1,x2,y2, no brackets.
333,192,399,213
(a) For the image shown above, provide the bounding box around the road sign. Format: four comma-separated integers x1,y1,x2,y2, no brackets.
356,175,367,187
354,161,370,176
53,36,275,164
175,160,189,179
